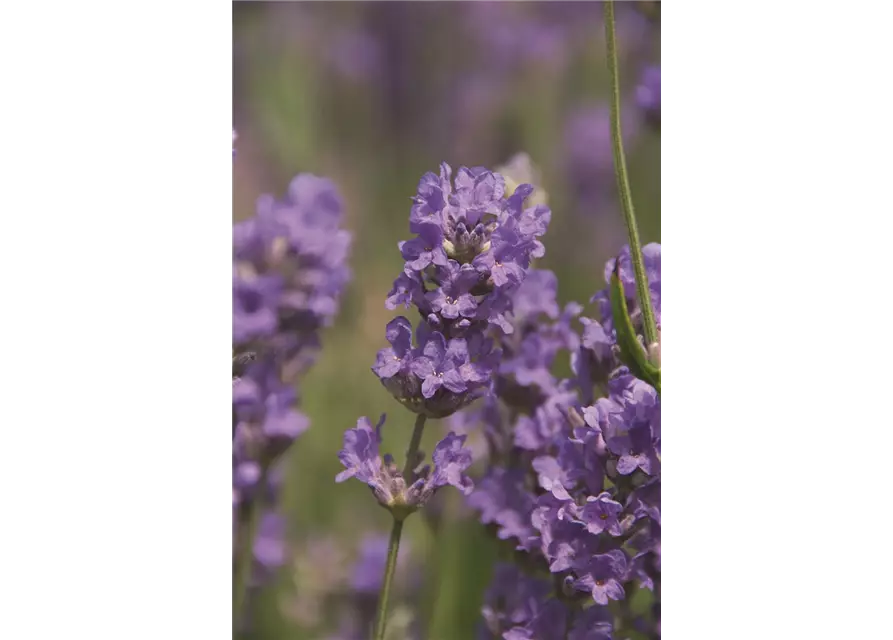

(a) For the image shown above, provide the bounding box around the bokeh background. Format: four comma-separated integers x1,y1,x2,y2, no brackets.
233,2,660,638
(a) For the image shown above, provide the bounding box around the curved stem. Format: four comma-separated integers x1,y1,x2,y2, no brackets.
232,481,264,636
604,0,659,347
374,414,427,640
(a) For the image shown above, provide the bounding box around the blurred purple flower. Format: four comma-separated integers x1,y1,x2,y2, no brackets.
350,534,412,595
232,171,351,594
326,29,382,82
467,467,538,551
564,104,641,212
252,512,287,574
637,65,661,124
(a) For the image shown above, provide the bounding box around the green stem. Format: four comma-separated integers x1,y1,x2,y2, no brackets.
232,479,265,636
604,0,659,347
373,518,404,640
374,414,427,640
401,414,427,479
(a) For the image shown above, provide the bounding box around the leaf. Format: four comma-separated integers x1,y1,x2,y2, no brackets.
609,263,661,394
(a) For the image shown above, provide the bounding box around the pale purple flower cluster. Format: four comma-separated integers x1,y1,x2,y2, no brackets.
336,415,474,512
529,374,660,610
233,174,351,583
463,247,661,638
233,174,351,376
378,163,550,417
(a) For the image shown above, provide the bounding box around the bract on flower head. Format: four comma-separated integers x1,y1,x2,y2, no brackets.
336,415,474,518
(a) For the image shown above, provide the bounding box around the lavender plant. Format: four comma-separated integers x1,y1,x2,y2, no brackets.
332,5,659,634
233,2,659,637
232,161,352,630
336,161,553,639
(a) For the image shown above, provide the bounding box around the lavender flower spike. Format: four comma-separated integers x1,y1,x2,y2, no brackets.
376,162,552,421
233,171,352,627
336,415,474,518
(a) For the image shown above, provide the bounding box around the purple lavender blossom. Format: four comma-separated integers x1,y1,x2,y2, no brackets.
348,535,409,595
373,318,498,418
233,172,351,597
252,512,287,576
479,564,552,638
463,262,594,572
564,104,641,225
572,550,628,605
326,28,382,83
336,415,474,513
565,104,637,179
231,458,291,591
232,360,309,465
609,421,658,476
232,174,351,455
467,467,538,551
637,65,661,124
480,564,614,640
234,174,351,372
375,166,563,418
388,163,551,338
579,492,624,536
410,332,470,398
568,607,615,640
462,247,661,622
522,375,660,608
462,3,571,76
510,269,559,322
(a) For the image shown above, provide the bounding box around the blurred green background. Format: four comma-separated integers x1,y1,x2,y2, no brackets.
233,2,659,638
